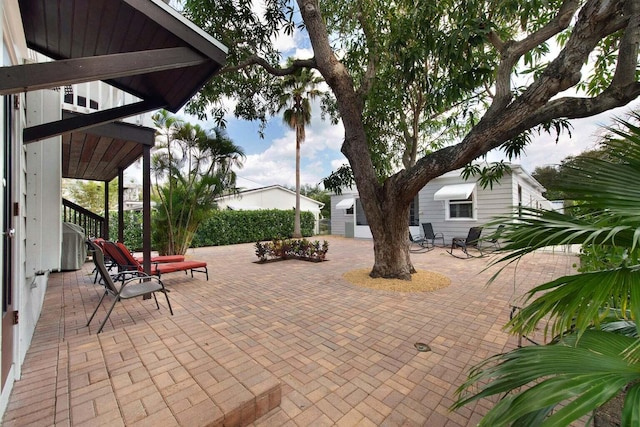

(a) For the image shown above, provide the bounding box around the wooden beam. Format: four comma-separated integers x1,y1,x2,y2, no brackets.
118,168,125,243
142,146,151,275
104,180,110,241
62,111,155,146
24,99,164,143
0,47,208,95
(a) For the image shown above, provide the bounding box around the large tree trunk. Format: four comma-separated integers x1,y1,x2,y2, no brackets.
368,200,415,279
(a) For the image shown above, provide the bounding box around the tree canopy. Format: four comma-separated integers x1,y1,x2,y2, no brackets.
181,0,640,279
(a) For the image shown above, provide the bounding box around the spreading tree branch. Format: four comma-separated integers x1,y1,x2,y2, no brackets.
400,0,638,197
220,54,317,76
487,0,580,114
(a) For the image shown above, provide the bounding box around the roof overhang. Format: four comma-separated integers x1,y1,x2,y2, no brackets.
433,183,476,201
61,110,155,182
336,198,355,209
2,0,227,143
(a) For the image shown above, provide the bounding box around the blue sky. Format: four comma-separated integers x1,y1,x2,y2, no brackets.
145,1,640,191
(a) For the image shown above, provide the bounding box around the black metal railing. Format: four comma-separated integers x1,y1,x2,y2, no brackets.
62,198,105,239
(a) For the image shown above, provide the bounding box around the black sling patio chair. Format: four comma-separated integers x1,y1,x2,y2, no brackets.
485,224,505,252
448,226,483,258
86,239,173,333
421,223,445,248
409,229,433,252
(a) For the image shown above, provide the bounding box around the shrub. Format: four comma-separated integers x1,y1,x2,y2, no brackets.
255,238,329,262
192,209,316,247
108,208,317,251
108,211,143,250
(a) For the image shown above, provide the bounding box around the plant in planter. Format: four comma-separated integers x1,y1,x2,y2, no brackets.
255,241,269,262
254,238,329,263
453,116,640,426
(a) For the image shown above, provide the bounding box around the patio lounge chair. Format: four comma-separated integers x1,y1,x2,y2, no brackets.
103,240,209,281
409,229,432,253
448,226,483,258
91,239,184,280
484,224,505,252
90,238,116,283
421,223,445,248
86,240,173,333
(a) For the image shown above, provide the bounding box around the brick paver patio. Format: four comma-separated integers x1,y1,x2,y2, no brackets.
2,236,578,426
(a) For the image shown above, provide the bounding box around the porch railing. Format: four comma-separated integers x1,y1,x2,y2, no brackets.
62,198,105,239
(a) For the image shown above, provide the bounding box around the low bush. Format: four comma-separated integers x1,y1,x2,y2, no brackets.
255,239,329,262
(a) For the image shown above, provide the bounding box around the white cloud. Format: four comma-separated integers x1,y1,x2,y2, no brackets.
234,108,345,188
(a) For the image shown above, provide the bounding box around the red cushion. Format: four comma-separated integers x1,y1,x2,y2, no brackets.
150,261,207,275
135,255,185,263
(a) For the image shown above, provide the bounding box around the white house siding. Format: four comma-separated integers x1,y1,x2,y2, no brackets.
21,90,61,368
333,165,549,245
1,0,30,412
331,194,355,236
0,1,128,415
421,166,547,244
0,4,65,411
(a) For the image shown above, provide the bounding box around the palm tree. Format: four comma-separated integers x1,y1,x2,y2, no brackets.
452,114,640,426
151,111,245,255
276,63,323,238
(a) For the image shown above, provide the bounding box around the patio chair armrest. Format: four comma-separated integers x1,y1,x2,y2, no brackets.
120,273,166,291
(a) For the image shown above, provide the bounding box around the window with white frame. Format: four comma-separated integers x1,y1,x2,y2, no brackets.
447,195,474,219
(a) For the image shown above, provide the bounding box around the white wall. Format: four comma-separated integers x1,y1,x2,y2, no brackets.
332,165,550,244
0,0,28,414
331,193,355,237
19,90,62,370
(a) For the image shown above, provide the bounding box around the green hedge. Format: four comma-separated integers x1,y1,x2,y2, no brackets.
191,209,315,247
108,209,315,250
108,211,144,251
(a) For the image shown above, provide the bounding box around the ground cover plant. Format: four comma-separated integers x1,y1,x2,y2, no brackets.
255,238,329,263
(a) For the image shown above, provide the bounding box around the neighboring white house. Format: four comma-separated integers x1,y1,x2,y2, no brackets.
216,185,325,234
0,0,227,417
331,164,551,243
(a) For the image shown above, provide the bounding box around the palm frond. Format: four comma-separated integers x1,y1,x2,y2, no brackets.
453,331,640,426
508,265,640,338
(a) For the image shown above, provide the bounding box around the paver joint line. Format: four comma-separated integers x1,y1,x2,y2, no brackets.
2,238,577,426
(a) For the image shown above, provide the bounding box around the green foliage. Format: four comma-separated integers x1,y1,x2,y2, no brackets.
106,208,316,252
302,185,331,219
151,110,245,255
65,179,121,215
461,161,511,190
254,238,329,262
107,211,143,251
322,165,355,195
453,115,640,425
191,209,316,247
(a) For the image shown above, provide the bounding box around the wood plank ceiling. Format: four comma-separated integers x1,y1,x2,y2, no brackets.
16,0,227,181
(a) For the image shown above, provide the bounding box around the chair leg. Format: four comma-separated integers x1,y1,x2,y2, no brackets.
87,291,108,326
162,290,174,315
97,296,121,334
152,292,160,310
